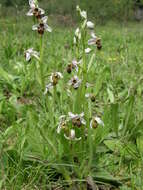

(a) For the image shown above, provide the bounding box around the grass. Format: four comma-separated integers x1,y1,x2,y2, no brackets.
0,8,143,190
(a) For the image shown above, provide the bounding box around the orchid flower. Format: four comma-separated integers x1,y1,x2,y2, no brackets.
85,93,96,102
27,0,45,18
32,16,52,35
68,112,86,127
50,72,63,86
57,115,67,134
90,117,104,129
88,32,102,50
68,76,82,89
25,48,39,62
66,59,81,73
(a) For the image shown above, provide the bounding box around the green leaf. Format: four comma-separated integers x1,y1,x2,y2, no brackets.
111,103,119,135
4,124,18,139
93,170,122,187
129,120,143,140
104,139,123,152
0,67,13,83
122,96,135,136
107,88,114,103
0,179,5,189
136,135,143,156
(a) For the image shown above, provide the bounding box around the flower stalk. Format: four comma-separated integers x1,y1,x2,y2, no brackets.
39,35,45,90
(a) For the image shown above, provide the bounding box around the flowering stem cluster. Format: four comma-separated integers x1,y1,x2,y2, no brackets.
24,1,104,182
54,6,104,178
25,0,52,90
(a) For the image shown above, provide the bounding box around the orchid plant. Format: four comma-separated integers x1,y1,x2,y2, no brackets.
24,0,104,186
26,0,52,90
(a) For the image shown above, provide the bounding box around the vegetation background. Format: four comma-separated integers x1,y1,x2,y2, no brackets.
0,0,140,22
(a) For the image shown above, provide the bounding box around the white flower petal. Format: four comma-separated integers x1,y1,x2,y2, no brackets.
44,83,53,94
56,72,63,78
90,120,93,129
26,52,31,61
29,0,36,9
74,80,81,88
76,5,80,11
80,112,84,118
70,129,75,139
81,118,86,125
64,130,81,141
56,115,66,134
75,28,80,37
78,33,81,40
32,51,40,60
75,65,78,72
25,48,39,61
74,76,79,80
85,48,92,54
50,75,53,83
95,117,104,126
73,37,76,44
72,59,78,66
85,93,90,98
32,24,38,31
87,21,94,29
75,27,81,40
41,16,48,23
88,39,96,46
26,9,34,16
73,83,78,89
68,112,76,119
39,8,45,15
59,115,66,120
57,125,61,134
80,10,87,19
44,24,52,32
64,134,70,140
28,48,33,53
75,137,82,141
91,32,97,39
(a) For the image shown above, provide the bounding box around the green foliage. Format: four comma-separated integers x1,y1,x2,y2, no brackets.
0,5,143,189
1,0,27,6
0,0,135,21
41,0,135,21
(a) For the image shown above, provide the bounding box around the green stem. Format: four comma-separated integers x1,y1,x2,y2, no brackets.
81,29,87,113
39,35,45,90
53,86,57,125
